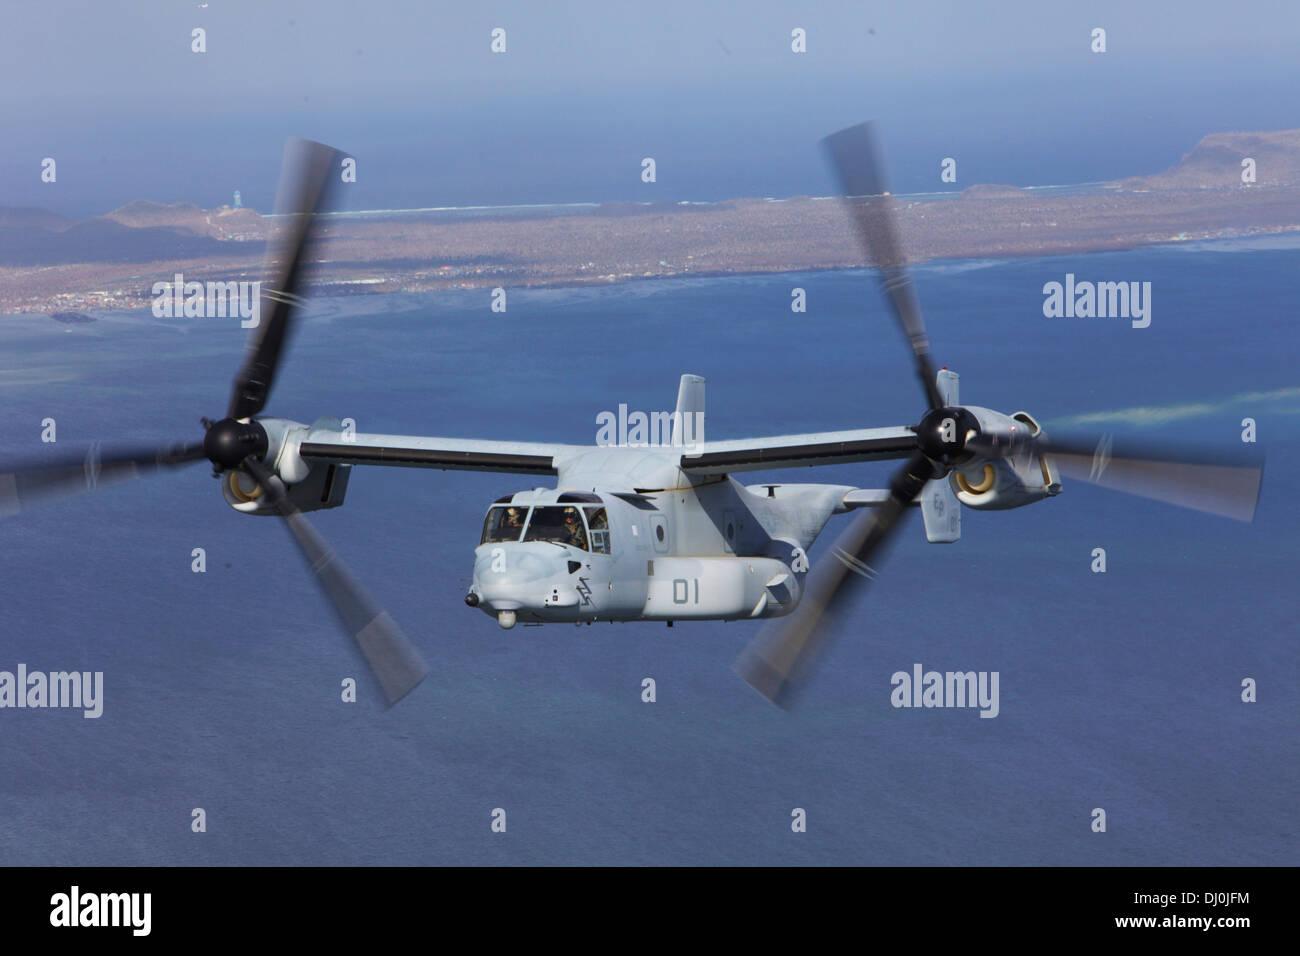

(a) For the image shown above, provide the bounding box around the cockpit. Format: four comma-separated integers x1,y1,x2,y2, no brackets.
480,494,611,554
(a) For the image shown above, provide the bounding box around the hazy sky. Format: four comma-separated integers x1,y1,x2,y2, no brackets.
3,1,1299,214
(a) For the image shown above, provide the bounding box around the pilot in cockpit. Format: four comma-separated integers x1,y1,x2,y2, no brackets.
562,507,588,550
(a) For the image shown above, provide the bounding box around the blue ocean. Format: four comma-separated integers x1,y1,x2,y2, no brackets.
0,241,1295,865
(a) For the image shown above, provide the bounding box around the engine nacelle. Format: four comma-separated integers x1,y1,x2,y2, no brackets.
949,409,1062,511
221,416,352,515
222,464,351,515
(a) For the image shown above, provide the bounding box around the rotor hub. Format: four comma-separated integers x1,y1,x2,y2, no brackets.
203,417,268,471
915,405,979,466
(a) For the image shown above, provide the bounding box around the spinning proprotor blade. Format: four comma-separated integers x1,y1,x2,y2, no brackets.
734,122,1263,707
0,138,429,706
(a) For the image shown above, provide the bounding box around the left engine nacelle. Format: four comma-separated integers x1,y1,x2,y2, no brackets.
949,410,1062,511
221,417,352,515
223,464,352,514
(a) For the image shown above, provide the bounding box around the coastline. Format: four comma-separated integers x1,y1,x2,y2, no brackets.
5,183,1299,317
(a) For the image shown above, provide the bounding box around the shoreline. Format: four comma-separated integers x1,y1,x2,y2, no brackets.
8,228,1300,324
5,186,1300,317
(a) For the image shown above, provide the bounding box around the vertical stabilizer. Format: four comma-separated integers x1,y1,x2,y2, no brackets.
935,368,958,407
672,374,706,450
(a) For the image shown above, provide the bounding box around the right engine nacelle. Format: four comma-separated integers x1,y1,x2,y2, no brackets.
949,410,1062,511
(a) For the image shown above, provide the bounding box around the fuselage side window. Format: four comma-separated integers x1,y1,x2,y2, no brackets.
584,507,611,554
524,506,589,551
481,505,529,544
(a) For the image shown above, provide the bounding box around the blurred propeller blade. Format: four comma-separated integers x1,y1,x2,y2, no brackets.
0,441,206,516
227,138,343,420
1039,433,1263,522
823,122,943,410
734,453,936,706
965,430,1264,522
244,457,429,706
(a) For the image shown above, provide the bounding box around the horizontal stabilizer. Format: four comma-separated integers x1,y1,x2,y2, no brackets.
843,488,918,508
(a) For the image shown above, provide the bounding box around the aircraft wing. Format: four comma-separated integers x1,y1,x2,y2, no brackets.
297,427,581,476
679,425,918,475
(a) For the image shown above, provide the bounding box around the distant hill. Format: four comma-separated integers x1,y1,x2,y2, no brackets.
104,199,207,229
1119,129,1300,190
103,200,267,238
0,200,271,266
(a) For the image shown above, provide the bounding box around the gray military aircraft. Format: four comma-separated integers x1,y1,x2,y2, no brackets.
0,127,1264,708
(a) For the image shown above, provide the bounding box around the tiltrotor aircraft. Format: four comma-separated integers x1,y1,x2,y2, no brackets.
1,126,1263,707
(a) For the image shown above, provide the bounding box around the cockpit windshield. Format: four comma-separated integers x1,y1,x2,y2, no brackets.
481,505,529,544
524,506,589,550
482,501,611,553
584,507,610,554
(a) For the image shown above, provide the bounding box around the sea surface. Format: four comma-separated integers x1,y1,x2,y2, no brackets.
0,241,1296,865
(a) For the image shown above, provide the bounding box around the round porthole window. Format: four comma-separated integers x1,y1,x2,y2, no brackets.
655,525,665,542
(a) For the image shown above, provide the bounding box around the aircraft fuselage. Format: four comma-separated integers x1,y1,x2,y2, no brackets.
467,446,858,628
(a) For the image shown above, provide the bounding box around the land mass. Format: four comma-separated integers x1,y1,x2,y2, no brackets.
4,129,1300,316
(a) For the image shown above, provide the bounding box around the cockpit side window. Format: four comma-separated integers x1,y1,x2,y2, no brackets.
524,506,589,550
481,505,529,544
584,507,611,554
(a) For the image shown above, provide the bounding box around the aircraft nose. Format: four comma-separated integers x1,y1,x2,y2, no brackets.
469,543,573,616
473,546,554,584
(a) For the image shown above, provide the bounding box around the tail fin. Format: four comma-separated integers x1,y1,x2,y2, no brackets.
672,374,706,449
935,367,958,406
921,368,961,543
